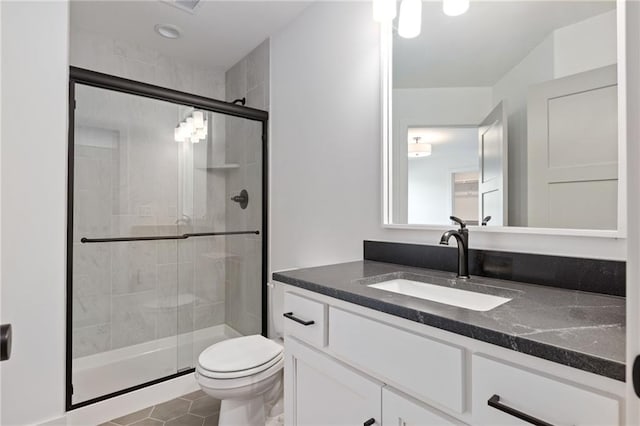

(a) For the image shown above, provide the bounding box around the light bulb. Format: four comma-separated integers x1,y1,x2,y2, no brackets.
185,117,194,134
373,0,397,22
193,111,204,129
443,0,469,17
174,127,183,142
179,122,189,139
398,0,422,38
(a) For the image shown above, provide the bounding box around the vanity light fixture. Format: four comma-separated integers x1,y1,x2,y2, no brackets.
373,0,397,22
408,137,432,158
398,0,422,39
175,110,208,143
154,23,182,39
443,0,470,17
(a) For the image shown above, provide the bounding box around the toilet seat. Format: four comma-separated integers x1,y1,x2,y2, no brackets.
197,335,283,380
196,357,283,391
198,352,283,379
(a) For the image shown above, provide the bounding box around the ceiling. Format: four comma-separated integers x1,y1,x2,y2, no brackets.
71,0,312,71
393,1,616,88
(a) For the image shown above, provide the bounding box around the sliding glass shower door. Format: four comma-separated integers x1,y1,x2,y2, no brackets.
68,69,267,408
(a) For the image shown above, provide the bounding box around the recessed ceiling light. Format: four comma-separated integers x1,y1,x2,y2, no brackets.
154,24,181,39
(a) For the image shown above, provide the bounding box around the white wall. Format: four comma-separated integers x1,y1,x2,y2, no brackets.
492,34,555,226
554,9,617,79
393,87,493,126
1,1,69,424
270,1,625,280
271,2,382,274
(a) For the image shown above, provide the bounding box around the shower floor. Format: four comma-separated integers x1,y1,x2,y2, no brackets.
73,324,241,405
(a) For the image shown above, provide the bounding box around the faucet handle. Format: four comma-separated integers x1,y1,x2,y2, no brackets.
481,216,492,226
450,216,467,229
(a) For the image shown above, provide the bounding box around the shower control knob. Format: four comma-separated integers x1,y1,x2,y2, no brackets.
230,189,249,209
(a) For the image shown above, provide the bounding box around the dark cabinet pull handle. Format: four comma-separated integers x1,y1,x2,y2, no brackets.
488,395,554,426
633,355,640,398
1,324,11,362
283,312,315,326
363,418,375,426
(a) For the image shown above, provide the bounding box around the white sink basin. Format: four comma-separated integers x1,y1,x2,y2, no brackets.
368,279,511,312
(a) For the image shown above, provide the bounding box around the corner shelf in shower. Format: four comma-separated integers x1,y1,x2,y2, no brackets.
197,163,240,171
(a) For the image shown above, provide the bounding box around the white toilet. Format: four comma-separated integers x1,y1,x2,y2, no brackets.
196,334,284,426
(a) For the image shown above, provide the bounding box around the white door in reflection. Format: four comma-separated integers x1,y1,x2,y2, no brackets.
478,101,508,226
528,65,618,230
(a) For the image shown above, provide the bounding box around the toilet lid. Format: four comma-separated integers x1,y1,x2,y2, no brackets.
198,335,283,375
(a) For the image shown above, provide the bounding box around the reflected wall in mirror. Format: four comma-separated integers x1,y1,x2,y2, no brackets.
386,1,621,231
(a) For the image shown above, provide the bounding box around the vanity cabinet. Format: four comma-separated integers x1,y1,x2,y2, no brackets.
471,355,619,426
281,286,623,426
285,338,381,426
285,338,461,426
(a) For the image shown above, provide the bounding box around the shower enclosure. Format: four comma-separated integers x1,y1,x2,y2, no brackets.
66,68,267,409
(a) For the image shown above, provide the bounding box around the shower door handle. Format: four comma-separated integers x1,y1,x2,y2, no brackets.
81,229,259,243
1,324,12,362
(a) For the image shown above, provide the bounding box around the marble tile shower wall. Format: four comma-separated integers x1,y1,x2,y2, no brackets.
224,40,269,336
71,28,229,358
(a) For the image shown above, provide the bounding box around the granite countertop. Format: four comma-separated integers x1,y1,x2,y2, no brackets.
273,260,625,381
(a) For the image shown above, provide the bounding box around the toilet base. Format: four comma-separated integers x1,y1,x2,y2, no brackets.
219,395,265,426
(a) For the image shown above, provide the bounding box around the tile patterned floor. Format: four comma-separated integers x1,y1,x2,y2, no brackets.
100,390,220,426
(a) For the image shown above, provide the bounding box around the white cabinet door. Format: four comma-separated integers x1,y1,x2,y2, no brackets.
382,388,461,426
478,101,508,226
285,338,382,426
527,65,618,229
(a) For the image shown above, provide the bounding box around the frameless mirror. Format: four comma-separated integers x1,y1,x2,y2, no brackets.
384,0,623,232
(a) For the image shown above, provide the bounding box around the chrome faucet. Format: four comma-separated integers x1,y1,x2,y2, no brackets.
439,216,470,279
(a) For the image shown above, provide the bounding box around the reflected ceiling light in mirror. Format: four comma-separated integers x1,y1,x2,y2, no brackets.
373,0,397,22
408,137,432,158
443,0,470,17
175,110,208,143
398,0,422,38
408,128,448,145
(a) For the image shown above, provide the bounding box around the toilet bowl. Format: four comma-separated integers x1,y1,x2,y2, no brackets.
196,334,284,426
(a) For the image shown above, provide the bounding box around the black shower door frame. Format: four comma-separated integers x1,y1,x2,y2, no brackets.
66,66,269,411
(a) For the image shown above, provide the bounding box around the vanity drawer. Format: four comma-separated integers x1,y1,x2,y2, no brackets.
328,307,465,413
283,292,327,347
472,355,619,426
